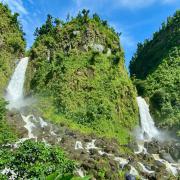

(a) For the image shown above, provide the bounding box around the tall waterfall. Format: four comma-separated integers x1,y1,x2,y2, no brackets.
136,96,159,140
6,57,29,109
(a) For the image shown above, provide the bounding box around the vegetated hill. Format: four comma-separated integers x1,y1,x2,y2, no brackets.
26,10,138,144
0,3,25,144
0,3,26,94
130,10,180,135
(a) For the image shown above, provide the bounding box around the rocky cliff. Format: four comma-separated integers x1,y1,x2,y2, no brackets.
26,11,138,144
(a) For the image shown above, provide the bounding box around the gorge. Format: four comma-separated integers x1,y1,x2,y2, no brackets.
0,2,179,180
1,56,179,179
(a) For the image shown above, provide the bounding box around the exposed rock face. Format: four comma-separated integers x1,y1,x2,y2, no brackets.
5,109,180,179
73,30,80,35
92,43,104,52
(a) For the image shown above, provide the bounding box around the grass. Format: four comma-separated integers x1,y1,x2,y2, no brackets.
33,95,133,145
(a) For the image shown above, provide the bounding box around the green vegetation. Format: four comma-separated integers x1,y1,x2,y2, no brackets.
0,140,76,179
0,2,25,145
130,10,180,135
0,3,26,94
26,10,138,144
0,98,17,144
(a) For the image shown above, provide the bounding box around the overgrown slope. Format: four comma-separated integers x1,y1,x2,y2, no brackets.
130,10,180,135
26,11,138,144
0,3,25,144
0,3,26,94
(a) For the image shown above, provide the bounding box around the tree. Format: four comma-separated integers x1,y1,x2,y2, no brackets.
93,13,101,23
54,18,61,27
66,13,70,22
34,14,55,37
82,9,90,23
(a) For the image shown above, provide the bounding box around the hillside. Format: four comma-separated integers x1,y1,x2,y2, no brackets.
0,3,26,94
0,4,179,179
130,10,180,135
0,3,25,144
26,11,138,144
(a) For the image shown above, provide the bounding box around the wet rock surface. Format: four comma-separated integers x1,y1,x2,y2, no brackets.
4,109,180,180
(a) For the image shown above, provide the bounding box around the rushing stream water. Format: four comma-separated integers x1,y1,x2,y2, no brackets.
136,97,160,140
136,96,180,177
5,57,29,110
2,57,180,179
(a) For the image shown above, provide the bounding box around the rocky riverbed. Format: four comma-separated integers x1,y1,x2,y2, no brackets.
4,108,180,180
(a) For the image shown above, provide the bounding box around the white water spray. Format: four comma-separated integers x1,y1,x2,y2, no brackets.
136,96,159,140
6,57,29,109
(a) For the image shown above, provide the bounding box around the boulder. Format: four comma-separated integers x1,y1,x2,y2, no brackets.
169,143,180,161
125,173,136,180
73,30,80,35
92,43,104,52
159,152,175,163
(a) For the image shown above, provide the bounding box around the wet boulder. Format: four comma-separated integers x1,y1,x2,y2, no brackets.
125,173,136,180
159,152,175,163
169,143,180,161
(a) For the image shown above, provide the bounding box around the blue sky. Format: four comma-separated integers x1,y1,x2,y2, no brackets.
0,0,179,67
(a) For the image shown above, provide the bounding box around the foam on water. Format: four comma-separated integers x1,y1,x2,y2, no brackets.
152,154,178,176
75,141,84,150
21,114,36,139
39,117,48,128
114,157,129,169
138,162,155,174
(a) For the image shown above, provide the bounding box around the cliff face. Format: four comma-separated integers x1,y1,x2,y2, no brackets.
26,11,138,143
0,3,26,94
130,11,180,135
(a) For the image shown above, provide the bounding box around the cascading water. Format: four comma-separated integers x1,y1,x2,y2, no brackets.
136,96,159,140
3,57,179,178
135,97,180,176
6,57,29,109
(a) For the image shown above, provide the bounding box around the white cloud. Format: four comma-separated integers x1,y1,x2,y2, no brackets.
118,0,178,8
1,0,28,14
73,0,178,10
117,0,155,9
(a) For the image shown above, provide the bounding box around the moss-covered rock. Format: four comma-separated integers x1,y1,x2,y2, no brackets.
26,11,138,144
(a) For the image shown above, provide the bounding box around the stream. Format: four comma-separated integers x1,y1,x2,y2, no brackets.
1,58,180,179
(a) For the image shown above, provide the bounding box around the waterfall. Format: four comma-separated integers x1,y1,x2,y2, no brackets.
6,57,29,109
136,96,159,140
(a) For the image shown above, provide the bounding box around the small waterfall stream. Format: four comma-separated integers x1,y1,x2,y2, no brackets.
6,57,29,109
2,58,179,178
136,96,159,140
136,96,180,176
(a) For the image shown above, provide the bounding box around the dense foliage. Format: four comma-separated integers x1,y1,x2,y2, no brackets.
0,3,26,94
0,98,16,144
130,11,180,135
26,10,138,144
0,140,76,179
